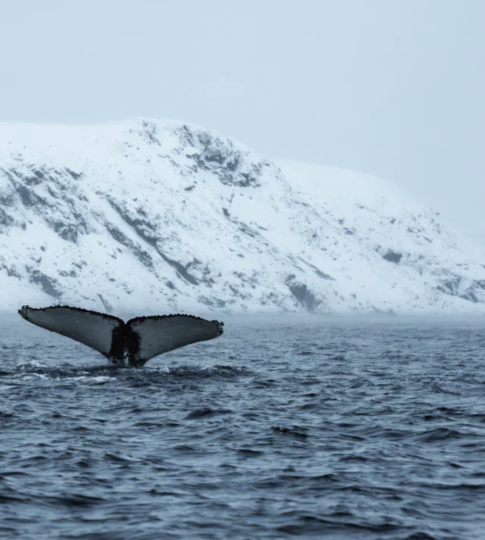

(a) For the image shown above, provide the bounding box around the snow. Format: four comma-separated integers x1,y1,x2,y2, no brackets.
0,118,484,315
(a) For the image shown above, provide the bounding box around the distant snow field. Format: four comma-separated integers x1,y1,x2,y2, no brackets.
0,118,484,314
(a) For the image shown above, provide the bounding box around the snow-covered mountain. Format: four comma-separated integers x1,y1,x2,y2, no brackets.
1,118,484,314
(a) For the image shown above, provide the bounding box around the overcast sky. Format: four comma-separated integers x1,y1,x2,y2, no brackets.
0,0,484,240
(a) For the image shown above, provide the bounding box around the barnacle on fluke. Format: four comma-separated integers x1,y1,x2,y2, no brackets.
18,305,224,367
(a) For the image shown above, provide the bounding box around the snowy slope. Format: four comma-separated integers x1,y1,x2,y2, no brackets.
0,118,484,314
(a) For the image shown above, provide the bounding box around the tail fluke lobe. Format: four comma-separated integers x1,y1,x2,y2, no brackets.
18,305,123,358
18,306,224,366
127,315,224,364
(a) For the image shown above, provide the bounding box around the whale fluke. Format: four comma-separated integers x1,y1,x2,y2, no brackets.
18,305,224,367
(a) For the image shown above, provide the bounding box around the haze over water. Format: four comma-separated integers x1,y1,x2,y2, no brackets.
1,315,485,539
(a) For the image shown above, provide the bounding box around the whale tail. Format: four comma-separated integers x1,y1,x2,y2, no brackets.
18,305,224,366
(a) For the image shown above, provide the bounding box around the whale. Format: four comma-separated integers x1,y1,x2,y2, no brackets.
18,305,224,367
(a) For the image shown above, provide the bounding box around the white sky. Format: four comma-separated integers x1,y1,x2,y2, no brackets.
0,0,484,241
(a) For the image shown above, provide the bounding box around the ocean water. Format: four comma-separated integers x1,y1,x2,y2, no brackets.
1,314,485,539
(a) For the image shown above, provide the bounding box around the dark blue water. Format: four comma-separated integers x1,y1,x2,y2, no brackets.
1,315,485,539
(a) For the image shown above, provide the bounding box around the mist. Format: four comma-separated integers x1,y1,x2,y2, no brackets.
1,0,484,244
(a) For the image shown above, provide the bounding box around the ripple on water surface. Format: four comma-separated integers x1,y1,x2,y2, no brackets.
1,317,485,539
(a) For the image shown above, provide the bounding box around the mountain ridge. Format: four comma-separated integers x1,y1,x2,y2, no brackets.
0,118,484,314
